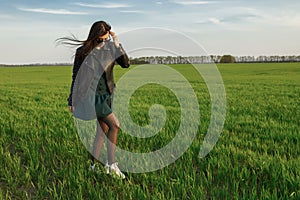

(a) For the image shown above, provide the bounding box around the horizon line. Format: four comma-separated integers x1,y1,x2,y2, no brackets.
1,54,300,66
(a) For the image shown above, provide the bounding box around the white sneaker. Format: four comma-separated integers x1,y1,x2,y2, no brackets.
108,162,126,179
105,161,110,174
89,163,96,172
89,162,103,173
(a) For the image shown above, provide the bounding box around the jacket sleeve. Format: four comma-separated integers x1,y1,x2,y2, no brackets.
67,49,84,106
115,43,130,68
73,55,95,104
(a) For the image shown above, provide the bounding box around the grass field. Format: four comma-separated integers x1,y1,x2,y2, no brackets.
0,63,299,199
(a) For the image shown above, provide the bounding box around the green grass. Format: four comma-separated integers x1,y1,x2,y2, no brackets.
0,63,299,199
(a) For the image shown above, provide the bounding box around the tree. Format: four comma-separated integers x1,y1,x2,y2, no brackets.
220,55,235,63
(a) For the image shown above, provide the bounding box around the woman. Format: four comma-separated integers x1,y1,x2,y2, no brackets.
57,21,130,179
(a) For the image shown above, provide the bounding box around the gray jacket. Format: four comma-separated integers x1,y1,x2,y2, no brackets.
70,41,130,120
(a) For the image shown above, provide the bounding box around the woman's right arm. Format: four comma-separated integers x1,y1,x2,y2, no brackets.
110,31,130,68
115,44,130,68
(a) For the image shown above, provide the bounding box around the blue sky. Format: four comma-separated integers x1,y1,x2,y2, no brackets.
1,0,300,64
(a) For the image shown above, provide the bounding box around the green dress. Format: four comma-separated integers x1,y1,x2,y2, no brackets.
95,73,113,119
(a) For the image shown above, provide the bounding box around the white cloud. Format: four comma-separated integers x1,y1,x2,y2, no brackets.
195,7,262,27
18,7,87,15
156,2,163,5
171,0,220,5
216,7,300,27
208,18,222,25
73,2,132,8
120,10,146,14
196,17,224,25
263,11,300,27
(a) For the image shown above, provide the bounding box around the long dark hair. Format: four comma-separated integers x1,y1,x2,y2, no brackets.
56,21,111,57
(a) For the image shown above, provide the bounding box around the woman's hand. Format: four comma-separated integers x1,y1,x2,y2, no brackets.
109,31,119,48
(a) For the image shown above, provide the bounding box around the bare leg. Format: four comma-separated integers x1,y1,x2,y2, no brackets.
100,113,120,165
91,120,108,164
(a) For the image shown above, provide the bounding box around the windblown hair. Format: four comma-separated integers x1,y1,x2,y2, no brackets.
56,21,111,57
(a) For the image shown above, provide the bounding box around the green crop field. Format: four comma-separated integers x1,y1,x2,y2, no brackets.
0,63,299,199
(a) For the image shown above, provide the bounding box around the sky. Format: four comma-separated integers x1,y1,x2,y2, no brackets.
0,0,300,64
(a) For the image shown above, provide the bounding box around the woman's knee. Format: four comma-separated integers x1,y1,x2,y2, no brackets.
112,118,120,130
105,113,120,130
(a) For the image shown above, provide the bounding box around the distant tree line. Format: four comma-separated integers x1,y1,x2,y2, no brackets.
0,63,71,67
130,55,300,64
1,55,300,67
